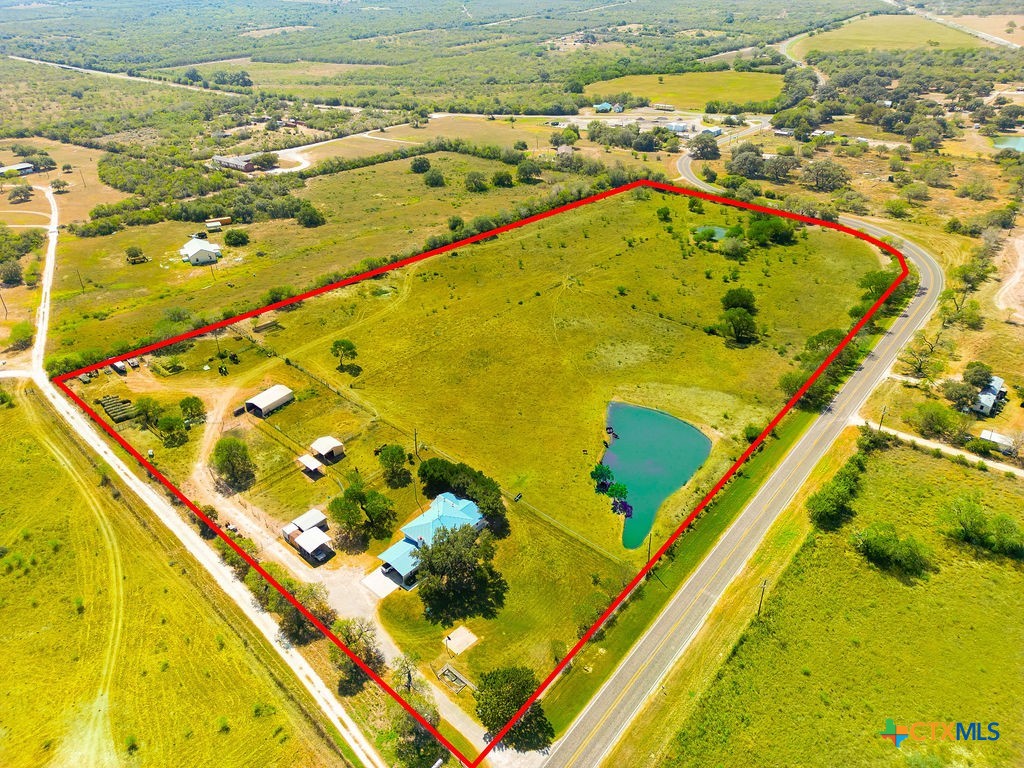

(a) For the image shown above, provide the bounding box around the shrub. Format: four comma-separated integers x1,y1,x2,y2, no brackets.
410,156,431,173
223,229,249,246
423,169,445,187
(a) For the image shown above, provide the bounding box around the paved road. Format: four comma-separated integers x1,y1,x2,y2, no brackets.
541,152,943,768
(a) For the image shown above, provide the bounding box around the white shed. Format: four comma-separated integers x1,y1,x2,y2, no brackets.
294,527,332,562
245,384,294,418
296,454,324,474
311,436,345,461
292,508,328,532
179,238,222,266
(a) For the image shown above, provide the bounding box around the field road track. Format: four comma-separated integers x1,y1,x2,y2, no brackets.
13,191,388,768
539,147,944,768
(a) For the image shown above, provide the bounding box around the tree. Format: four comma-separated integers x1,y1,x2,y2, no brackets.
363,490,397,539
7,321,33,350
465,171,488,192
249,152,278,171
295,202,325,227
124,245,145,263
423,169,445,187
688,133,720,160
516,159,542,183
410,156,431,173
329,492,366,550
807,481,854,530
196,504,219,539
942,380,976,411
963,361,993,390
61,163,72,173
590,463,613,491
606,482,628,500
134,396,164,428
656,206,671,223
719,237,749,261
720,307,758,344
8,186,31,204
50,178,69,193
331,338,357,362
378,444,409,487
330,617,385,694
0,260,22,285
910,401,957,439
180,395,206,422
474,667,554,751
492,169,514,188
725,152,764,179
721,287,756,313
897,330,951,380
801,160,850,192
763,155,800,182
416,526,507,626
212,437,256,489
223,229,249,247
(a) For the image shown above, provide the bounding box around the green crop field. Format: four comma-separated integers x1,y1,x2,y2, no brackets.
587,71,784,110
0,385,345,768
655,445,1024,768
49,153,581,358
792,14,988,58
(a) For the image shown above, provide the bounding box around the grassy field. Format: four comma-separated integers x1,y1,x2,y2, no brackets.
49,152,581,357
792,14,989,58
587,71,784,109
273,190,879,555
649,445,1024,768
938,14,1024,41
151,58,387,102
0,384,346,768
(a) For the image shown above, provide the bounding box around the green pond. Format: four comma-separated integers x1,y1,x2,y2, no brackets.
602,402,711,550
993,136,1024,152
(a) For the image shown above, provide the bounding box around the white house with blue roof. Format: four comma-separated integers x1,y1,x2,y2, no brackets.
972,375,1007,417
378,493,485,587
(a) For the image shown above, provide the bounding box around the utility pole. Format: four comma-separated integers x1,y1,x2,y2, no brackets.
757,579,768,617
0,286,7,318
79,168,87,188
647,532,652,562
878,405,888,433
75,268,85,291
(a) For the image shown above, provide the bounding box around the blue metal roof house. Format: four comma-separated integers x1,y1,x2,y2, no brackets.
593,102,613,113
378,493,485,587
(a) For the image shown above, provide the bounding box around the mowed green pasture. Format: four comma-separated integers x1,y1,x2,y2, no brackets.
792,14,988,58
0,386,345,768
279,191,880,556
658,446,1024,768
587,71,784,109
49,153,579,357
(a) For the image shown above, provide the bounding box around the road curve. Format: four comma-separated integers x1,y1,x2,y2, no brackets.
541,150,943,768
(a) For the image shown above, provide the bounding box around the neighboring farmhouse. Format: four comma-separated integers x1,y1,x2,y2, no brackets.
972,375,1008,417
0,161,34,176
179,237,222,266
379,493,485,587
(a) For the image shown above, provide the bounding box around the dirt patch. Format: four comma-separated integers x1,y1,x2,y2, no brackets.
241,25,314,38
995,231,1024,321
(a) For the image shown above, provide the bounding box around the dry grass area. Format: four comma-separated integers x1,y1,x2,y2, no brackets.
940,14,1024,41
240,26,315,38
0,139,127,224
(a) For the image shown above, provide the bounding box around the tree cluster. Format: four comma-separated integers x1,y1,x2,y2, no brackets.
417,457,507,534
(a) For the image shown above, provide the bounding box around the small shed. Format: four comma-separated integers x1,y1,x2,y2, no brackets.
292,508,328,532
245,384,294,418
311,436,345,461
294,527,332,562
296,454,324,474
980,429,1016,456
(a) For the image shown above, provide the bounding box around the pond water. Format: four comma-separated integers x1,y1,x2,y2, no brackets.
694,225,729,241
994,136,1024,152
601,402,711,550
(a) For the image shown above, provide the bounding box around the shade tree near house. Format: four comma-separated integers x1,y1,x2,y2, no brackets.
474,666,555,752
378,443,411,487
415,525,507,626
416,457,508,534
388,658,447,768
328,470,396,545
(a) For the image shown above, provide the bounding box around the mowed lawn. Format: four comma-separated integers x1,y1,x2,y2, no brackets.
588,71,784,109
792,14,988,58
49,152,578,357
282,191,879,556
657,446,1024,768
0,386,344,768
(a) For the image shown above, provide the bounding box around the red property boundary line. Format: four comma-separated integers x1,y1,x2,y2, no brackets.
53,179,907,767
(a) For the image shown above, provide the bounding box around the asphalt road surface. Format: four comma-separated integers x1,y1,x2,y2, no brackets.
541,151,943,768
